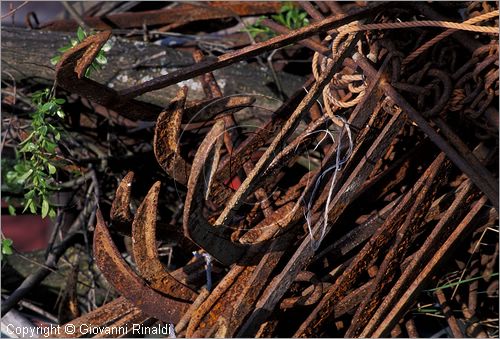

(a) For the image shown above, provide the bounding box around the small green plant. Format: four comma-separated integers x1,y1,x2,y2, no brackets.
1,238,13,260
271,2,310,30
50,26,110,77
245,2,310,40
5,88,66,219
5,26,111,220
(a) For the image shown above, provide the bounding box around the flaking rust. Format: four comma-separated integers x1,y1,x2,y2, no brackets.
48,2,499,336
94,210,189,323
131,182,198,302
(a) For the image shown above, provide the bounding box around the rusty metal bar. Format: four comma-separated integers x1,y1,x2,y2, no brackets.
118,3,388,99
260,18,329,55
354,52,499,211
42,2,283,31
298,1,326,21
361,179,476,337
433,117,498,195
435,289,466,338
345,153,447,337
372,195,490,337
239,95,405,337
296,150,445,337
214,33,360,229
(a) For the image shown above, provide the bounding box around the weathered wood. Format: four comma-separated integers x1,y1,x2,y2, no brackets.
1,27,304,112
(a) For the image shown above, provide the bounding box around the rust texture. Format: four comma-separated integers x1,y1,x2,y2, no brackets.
43,2,499,336
94,210,190,323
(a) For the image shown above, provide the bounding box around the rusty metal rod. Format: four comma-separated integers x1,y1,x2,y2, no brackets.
361,179,475,336
260,18,329,55
298,1,325,21
372,195,489,337
353,53,499,211
118,3,388,99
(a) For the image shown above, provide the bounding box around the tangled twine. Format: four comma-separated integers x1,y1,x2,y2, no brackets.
312,25,367,126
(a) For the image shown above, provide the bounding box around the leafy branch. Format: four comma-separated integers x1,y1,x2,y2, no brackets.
5,88,66,219
4,26,111,222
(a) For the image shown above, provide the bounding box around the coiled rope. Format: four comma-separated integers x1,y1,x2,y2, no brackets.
312,13,499,125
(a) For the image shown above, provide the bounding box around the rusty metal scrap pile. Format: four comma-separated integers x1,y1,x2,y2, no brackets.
49,2,498,338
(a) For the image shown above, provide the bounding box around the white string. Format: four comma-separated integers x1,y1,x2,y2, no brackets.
192,251,213,291
303,116,353,251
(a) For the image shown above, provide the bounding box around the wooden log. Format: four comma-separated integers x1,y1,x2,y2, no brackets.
1,27,305,111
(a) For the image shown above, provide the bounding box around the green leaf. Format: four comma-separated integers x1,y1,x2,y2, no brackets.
47,163,57,175
286,11,293,29
44,141,57,153
19,142,37,153
14,163,27,172
2,239,13,255
40,101,56,113
41,198,49,218
57,45,72,53
48,208,56,219
29,200,37,214
39,125,48,136
8,205,16,216
24,190,35,199
50,55,61,66
77,26,86,41
22,198,33,213
54,98,65,105
17,169,33,183
95,54,107,65
56,109,65,119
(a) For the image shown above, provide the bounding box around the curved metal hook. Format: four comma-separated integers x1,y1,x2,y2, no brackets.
94,210,190,323
55,31,161,120
132,181,198,302
183,120,255,266
153,87,191,185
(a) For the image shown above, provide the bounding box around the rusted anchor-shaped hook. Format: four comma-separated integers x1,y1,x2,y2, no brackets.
55,31,257,123
94,210,190,323
183,120,264,266
55,31,162,121
153,86,247,202
109,172,199,302
153,87,191,186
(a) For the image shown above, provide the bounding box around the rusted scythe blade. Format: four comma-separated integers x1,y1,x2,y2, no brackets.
55,31,161,121
94,210,189,323
132,181,198,302
183,120,253,266
110,171,134,230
